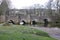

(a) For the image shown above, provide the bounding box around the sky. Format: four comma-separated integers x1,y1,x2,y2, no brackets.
10,0,49,9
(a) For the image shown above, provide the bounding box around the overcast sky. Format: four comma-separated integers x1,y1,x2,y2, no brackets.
9,0,49,9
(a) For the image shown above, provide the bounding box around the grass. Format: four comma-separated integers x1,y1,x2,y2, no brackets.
0,25,56,40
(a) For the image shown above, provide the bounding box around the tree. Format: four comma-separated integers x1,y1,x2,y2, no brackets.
46,0,54,22
55,0,60,22
0,0,9,22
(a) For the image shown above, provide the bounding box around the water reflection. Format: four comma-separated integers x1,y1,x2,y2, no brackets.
49,23,60,28
30,23,60,28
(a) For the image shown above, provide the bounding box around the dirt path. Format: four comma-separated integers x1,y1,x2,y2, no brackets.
31,27,60,40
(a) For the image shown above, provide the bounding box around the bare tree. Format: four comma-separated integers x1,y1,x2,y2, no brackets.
55,0,60,22
0,0,9,22
46,0,54,22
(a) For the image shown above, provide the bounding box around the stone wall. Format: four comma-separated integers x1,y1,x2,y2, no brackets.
0,14,50,23
0,9,54,23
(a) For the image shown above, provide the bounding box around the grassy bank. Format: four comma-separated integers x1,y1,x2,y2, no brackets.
0,25,56,40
